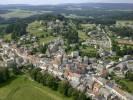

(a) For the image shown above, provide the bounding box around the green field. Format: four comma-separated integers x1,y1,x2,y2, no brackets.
117,79,133,94
3,34,11,42
27,21,57,44
78,30,89,41
114,76,133,94
80,46,97,57
65,14,87,19
27,21,47,36
0,75,71,100
116,20,133,26
81,24,96,29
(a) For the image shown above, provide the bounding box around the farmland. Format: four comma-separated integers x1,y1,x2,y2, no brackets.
0,9,52,19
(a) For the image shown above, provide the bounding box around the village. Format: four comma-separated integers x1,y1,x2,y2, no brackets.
0,33,133,100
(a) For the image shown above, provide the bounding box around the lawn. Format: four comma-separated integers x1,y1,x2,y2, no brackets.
0,75,71,100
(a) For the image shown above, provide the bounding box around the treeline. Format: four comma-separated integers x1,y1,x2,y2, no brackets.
5,21,27,40
109,26,133,39
72,18,116,25
30,68,90,100
31,44,48,55
0,67,10,83
64,9,133,20
62,26,79,44
0,63,26,84
112,40,133,56
125,71,133,81
0,10,9,14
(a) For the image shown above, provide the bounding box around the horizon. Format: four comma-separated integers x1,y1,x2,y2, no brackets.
0,0,133,5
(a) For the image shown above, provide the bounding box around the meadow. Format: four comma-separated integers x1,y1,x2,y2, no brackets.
0,75,71,100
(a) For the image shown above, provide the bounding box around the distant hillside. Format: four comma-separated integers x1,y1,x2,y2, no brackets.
0,3,133,23
0,3,133,10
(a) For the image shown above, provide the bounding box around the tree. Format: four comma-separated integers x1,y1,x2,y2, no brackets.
30,68,41,80
72,89,80,100
0,67,10,83
67,87,74,97
58,80,70,96
5,24,14,33
78,92,88,100
36,71,43,83
5,22,27,40
46,75,59,90
125,71,133,81
38,44,47,54
11,31,18,40
42,72,49,86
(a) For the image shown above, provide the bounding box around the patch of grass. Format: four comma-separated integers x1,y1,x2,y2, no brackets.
80,46,97,57
39,36,57,44
106,56,120,62
65,14,87,19
114,77,133,94
121,79,133,93
0,24,8,28
0,75,71,100
81,24,96,29
27,21,47,37
27,21,57,45
4,34,11,42
116,20,133,26
78,30,89,41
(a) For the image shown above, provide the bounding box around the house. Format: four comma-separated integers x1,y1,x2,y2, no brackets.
16,57,24,65
84,76,94,90
127,60,133,71
123,55,133,61
113,63,128,77
92,81,102,96
106,61,115,69
77,56,83,63
71,51,79,58
88,58,97,64
98,87,112,100
112,86,128,100
83,56,89,64
6,58,15,67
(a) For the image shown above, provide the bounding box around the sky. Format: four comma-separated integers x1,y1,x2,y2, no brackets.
0,0,133,5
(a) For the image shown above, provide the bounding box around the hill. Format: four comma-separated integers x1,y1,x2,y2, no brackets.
0,75,71,100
